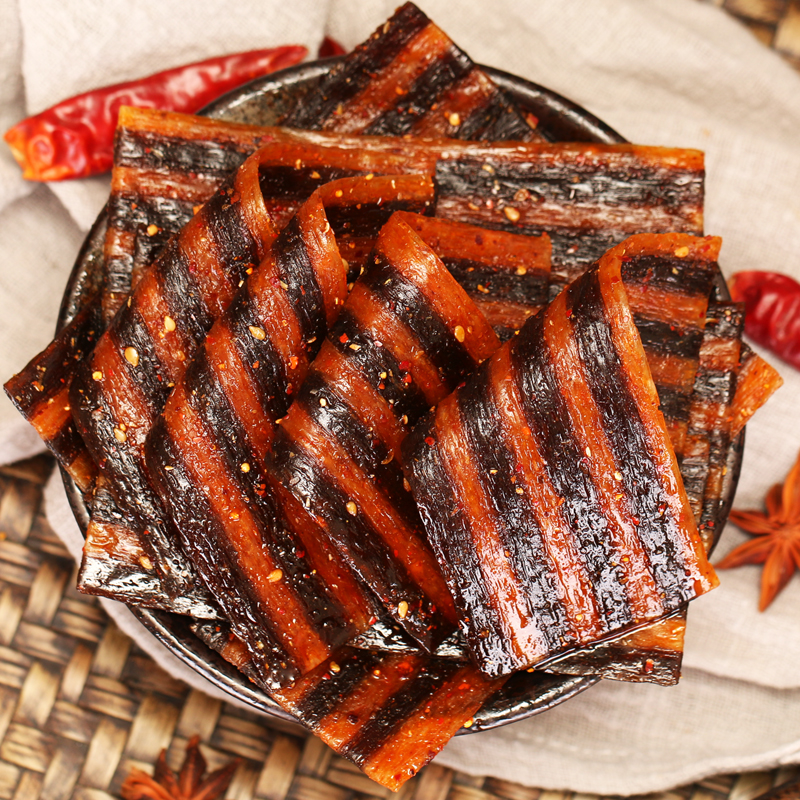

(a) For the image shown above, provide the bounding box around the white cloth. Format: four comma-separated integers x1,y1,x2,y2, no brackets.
2,0,800,794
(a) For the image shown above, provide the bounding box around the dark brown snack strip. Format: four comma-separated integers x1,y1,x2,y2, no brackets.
266,214,499,650
4,294,103,494
192,621,504,792
280,2,540,143
403,233,718,678
77,475,218,616
143,178,433,685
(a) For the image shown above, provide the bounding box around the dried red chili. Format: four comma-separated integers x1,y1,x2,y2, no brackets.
730,270,800,370
3,45,307,182
317,36,348,58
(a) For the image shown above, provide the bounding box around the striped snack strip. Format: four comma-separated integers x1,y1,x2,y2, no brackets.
75,173,433,615
70,145,283,602
403,233,719,677
434,143,704,288
391,211,551,339
78,475,216,617
266,214,500,650
280,2,539,142
142,177,433,686
193,621,504,792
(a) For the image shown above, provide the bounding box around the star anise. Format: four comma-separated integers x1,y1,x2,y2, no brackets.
120,736,240,800
716,448,800,611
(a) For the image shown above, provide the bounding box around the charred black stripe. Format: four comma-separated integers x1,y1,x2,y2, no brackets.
291,648,385,728
154,240,215,346
565,269,694,603
329,310,429,424
297,370,422,526
146,421,298,690
258,166,364,201
273,215,326,346
444,257,548,305
435,158,704,212
297,370,391,472
181,354,355,646
656,384,693,423
202,191,261,280
89,479,121,523
402,417,509,674
705,302,745,340
325,199,429,241
105,254,136,302
340,658,461,766
690,370,737,405
511,310,630,630
468,94,537,142
363,255,476,386
107,193,196,236
133,229,172,274
224,287,291,421
279,3,430,128
680,456,710,521
456,368,574,653
112,303,172,411
429,217,627,285
70,362,151,502
268,424,437,647
621,255,718,299
182,345,259,465
634,316,705,360
363,46,473,137
114,129,253,174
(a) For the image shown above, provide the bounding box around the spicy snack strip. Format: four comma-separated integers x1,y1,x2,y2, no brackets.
68,145,283,601
280,2,539,142
434,143,704,287
391,210,551,338
76,174,433,616
141,178,433,687
620,237,721,460
266,214,500,650
193,621,505,792
403,233,719,678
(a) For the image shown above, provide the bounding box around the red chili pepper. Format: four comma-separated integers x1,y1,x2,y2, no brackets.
3,45,308,182
730,270,800,370
317,36,348,58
